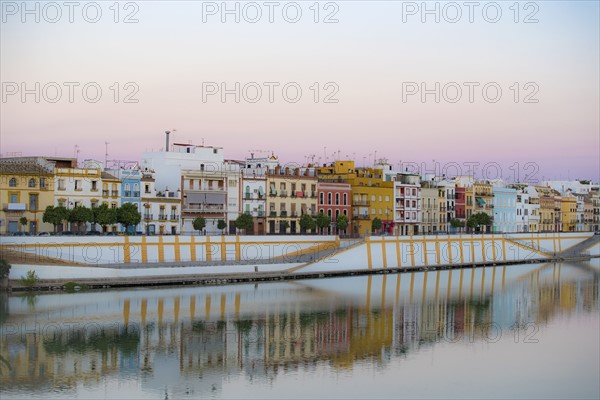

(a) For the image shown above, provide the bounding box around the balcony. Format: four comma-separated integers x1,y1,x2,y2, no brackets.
257,211,265,217
102,190,109,196
170,215,179,221
290,211,298,217
353,214,370,220
280,211,288,217
111,191,119,197
269,190,278,197
353,200,370,206
124,191,132,197
158,214,167,220
184,205,225,213
269,211,277,217
144,213,153,220
279,190,288,197
311,192,317,198
3,203,26,211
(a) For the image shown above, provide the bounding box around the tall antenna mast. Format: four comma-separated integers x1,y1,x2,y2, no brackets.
105,142,109,166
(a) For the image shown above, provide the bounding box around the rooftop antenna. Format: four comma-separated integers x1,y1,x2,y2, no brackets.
104,142,109,166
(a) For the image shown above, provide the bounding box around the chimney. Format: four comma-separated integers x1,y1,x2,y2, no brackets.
165,130,170,152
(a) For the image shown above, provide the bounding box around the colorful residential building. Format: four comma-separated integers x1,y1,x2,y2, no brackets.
560,192,577,232
140,169,181,235
473,181,494,232
266,165,318,234
0,159,55,234
347,167,394,235
142,141,242,234
419,182,439,234
393,173,421,235
241,154,278,235
492,186,517,233
105,165,142,233
317,179,352,235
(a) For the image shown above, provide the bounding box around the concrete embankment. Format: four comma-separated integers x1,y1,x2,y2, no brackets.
2,233,598,291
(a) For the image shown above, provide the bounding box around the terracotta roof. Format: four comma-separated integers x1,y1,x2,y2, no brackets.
0,161,53,175
101,171,118,180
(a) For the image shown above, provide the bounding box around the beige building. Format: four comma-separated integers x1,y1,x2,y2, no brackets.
266,165,318,234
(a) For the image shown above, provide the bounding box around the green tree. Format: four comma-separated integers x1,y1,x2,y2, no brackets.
234,213,253,234
69,206,92,233
42,206,70,233
18,217,27,232
467,212,492,233
192,216,206,235
336,214,349,233
315,212,331,235
299,213,316,234
371,217,382,234
450,218,465,230
94,204,117,232
117,203,141,234
217,219,227,234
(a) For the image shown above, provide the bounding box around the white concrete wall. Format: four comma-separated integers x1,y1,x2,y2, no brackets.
1,235,338,265
299,233,593,273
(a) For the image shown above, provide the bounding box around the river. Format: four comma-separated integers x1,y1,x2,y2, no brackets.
1,260,599,399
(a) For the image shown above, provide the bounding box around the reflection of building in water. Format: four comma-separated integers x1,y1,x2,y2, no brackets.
1,263,598,394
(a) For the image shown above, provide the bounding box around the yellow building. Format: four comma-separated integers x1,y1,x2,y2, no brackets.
347,167,394,235
536,186,561,232
266,166,318,234
0,161,55,234
560,194,577,232
465,186,474,220
420,184,439,234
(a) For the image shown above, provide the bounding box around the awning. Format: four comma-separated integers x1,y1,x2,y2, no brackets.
475,197,486,206
186,192,226,204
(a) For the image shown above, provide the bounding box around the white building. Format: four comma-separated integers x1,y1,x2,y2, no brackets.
142,139,241,235
241,154,279,235
140,169,181,235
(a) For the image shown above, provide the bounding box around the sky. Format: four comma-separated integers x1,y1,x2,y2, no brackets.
1,1,599,183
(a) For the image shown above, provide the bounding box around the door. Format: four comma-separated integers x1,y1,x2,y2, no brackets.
8,221,18,234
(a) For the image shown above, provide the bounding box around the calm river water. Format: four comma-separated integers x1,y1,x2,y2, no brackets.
1,260,599,399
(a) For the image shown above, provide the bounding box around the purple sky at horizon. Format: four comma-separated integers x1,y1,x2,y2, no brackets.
1,1,598,182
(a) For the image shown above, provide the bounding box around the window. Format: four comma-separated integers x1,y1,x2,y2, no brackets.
40,177,46,188
111,203,117,209
229,179,237,187
91,201,98,208
371,195,376,202
29,194,38,211
328,193,332,205
28,178,36,188
378,196,382,202
9,178,16,187
9,193,18,203
58,179,66,190
385,196,389,202
343,193,347,205
335,193,340,205
189,179,194,190
75,180,81,190
145,184,150,193
320,192,324,204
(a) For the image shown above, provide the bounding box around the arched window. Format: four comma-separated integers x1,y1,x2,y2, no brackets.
327,193,332,205
9,178,17,187
28,178,36,188
335,193,340,205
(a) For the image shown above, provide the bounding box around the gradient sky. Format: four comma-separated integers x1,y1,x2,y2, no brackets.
1,1,599,182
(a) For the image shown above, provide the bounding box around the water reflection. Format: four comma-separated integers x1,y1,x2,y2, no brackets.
1,260,598,399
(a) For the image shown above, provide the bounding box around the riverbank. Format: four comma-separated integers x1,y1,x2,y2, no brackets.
3,232,598,291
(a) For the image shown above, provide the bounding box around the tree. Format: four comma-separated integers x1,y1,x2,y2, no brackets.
450,218,465,230
95,204,117,232
217,219,227,234
42,206,70,233
299,214,316,234
315,212,331,235
234,213,253,234
19,217,27,232
192,216,206,235
117,203,141,234
336,214,349,233
69,206,92,233
371,217,382,234
467,212,492,233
